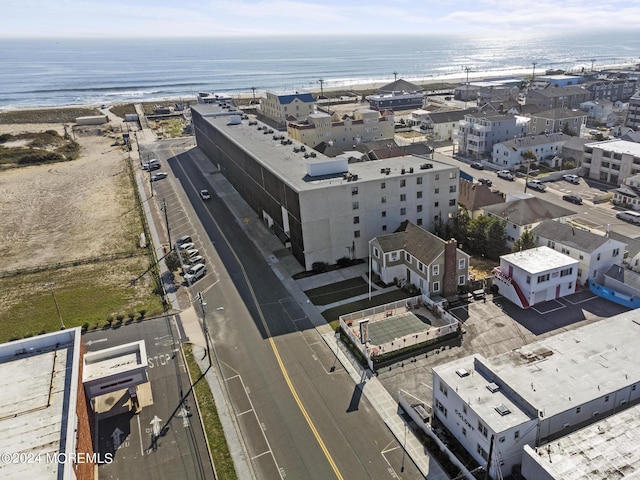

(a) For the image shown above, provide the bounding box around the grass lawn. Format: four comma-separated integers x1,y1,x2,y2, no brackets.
304,277,369,305
184,344,237,480
322,288,413,327
0,107,100,124
0,258,164,342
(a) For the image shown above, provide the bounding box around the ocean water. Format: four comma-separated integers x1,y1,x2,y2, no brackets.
0,31,639,110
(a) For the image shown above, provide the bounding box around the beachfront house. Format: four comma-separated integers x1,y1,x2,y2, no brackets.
454,113,529,159
492,133,570,170
525,85,592,111
526,108,587,136
260,91,316,128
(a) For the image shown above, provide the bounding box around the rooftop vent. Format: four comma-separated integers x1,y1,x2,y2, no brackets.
487,382,500,393
495,404,511,416
456,368,470,378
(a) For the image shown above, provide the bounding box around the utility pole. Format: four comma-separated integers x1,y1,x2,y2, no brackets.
590,58,596,72
393,71,398,82
251,86,256,104
318,79,324,99
484,434,496,480
197,292,212,369
464,66,471,109
44,282,65,330
532,62,537,81
162,198,171,249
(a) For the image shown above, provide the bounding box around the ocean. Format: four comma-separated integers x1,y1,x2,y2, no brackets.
0,31,639,110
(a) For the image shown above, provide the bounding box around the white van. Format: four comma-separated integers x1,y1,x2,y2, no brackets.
616,210,640,224
184,263,206,283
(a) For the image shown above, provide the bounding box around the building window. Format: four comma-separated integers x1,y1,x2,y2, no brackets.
477,420,488,437
439,381,448,396
477,444,488,461
352,201,359,210
435,174,440,181
463,404,467,415
382,225,387,231
418,262,424,272
537,273,550,283
390,252,398,261
433,281,440,292
449,171,457,179
381,196,386,204
576,406,581,413
613,248,619,257
417,177,423,185
526,275,531,284
458,258,465,269
605,395,610,402
405,252,412,262
417,205,423,213
352,186,358,195
458,275,465,285
353,216,360,224
449,199,456,206
435,201,439,207
400,179,406,187
417,218,423,226
449,185,456,193
381,182,386,189
597,253,601,261
400,207,406,215
382,211,387,218
514,430,520,440
433,265,440,275
373,247,379,258
400,193,406,201
560,268,572,277
435,188,440,194
417,191,423,199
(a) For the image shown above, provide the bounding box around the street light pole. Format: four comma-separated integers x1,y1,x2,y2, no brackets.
197,292,212,369
368,238,373,301
44,282,65,330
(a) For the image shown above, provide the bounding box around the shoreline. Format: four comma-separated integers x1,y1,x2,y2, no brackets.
1,61,637,115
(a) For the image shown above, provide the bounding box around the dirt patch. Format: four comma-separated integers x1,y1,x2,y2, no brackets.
0,125,140,271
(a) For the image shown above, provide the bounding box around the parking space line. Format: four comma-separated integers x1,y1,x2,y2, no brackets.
237,409,254,416
250,450,272,460
136,414,145,456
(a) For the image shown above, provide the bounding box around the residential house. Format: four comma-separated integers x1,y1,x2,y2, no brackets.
458,179,505,219
526,108,587,135
584,78,638,102
492,246,578,308
561,136,591,168
610,230,640,272
286,108,394,150
625,92,640,130
580,99,616,126
492,132,569,170
455,113,529,159
369,221,470,298
525,85,592,111
260,91,316,127
583,139,640,186
531,219,626,285
410,109,473,141
482,197,575,248
602,264,640,300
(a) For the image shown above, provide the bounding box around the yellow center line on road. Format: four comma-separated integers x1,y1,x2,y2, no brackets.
169,146,345,480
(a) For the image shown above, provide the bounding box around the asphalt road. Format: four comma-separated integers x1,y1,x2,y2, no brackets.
144,141,423,480
85,317,215,480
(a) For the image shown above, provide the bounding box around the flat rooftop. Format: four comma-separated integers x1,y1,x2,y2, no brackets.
83,340,146,382
486,309,640,419
501,246,577,274
523,403,640,479
0,328,81,479
193,104,455,193
586,139,640,156
434,355,536,433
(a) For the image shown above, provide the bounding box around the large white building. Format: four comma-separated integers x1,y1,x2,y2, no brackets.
492,133,569,170
286,108,394,149
492,246,578,309
192,104,460,270
583,139,640,186
260,91,316,126
432,309,640,480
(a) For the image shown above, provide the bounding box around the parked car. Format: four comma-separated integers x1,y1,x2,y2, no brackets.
200,189,211,200
187,255,205,266
526,179,546,192
478,178,493,187
143,159,160,170
616,210,640,224
562,174,580,184
562,194,583,205
184,263,207,284
178,242,195,251
151,172,168,181
471,162,484,170
176,235,192,246
497,170,514,181
184,248,200,259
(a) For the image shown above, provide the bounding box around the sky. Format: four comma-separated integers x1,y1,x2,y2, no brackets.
2,0,640,37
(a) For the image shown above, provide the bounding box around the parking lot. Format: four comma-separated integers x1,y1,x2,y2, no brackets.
376,288,629,415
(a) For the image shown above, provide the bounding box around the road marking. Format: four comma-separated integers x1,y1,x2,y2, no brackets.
112,427,124,450
136,414,145,456
150,415,163,437
237,409,254,416
86,338,108,346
